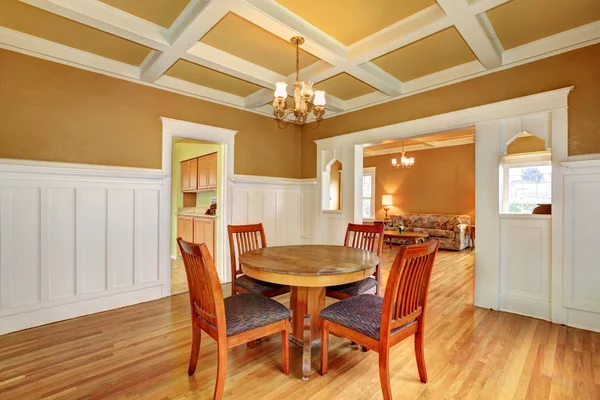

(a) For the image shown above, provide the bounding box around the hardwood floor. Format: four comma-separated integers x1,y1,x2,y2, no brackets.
1,247,598,399
171,258,189,295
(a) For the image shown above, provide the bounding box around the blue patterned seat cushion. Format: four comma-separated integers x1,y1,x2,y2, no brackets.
320,294,414,340
224,292,291,337
234,275,285,294
327,277,378,297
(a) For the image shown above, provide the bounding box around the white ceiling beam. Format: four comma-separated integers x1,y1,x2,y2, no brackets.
185,42,284,88
140,0,230,82
364,136,475,157
348,5,450,64
351,63,403,96
467,0,511,16
413,138,438,147
436,0,502,69
237,0,347,60
0,26,140,79
20,0,170,51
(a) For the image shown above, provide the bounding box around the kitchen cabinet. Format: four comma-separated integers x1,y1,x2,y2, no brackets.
177,215,216,258
193,217,215,258
176,216,194,255
181,152,217,192
180,158,198,192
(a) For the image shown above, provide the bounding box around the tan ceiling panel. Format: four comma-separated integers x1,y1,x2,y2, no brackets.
316,73,377,100
165,60,262,97
99,0,191,28
276,0,436,46
200,12,320,76
487,0,600,50
371,28,476,82
0,0,151,65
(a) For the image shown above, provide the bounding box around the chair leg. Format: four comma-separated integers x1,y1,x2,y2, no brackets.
214,340,228,400
414,331,428,383
378,349,392,400
282,322,290,375
188,323,201,376
320,321,329,375
247,340,255,349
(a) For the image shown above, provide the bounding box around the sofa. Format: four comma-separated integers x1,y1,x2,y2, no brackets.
384,213,471,251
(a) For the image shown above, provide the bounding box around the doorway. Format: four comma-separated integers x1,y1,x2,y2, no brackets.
160,117,236,297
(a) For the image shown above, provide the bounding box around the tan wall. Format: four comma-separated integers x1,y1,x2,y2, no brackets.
0,49,302,178
364,144,475,223
302,44,600,178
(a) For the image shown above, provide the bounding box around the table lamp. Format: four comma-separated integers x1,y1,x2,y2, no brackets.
382,195,393,220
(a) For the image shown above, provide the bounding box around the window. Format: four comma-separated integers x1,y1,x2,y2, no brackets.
502,162,551,214
362,167,376,219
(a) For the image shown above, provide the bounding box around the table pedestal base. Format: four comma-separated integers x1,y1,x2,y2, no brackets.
289,286,326,380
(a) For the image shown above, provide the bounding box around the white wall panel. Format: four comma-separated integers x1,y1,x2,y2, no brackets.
0,162,166,335
230,178,318,248
48,188,76,300
564,173,600,314
109,189,135,288
135,190,160,284
9,188,41,307
76,189,107,294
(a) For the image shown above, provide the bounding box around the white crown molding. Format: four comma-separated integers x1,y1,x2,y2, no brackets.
230,174,318,187
561,156,600,170
0,158,167,180
364,136,475,157
6,0,599,124
316,87,573,150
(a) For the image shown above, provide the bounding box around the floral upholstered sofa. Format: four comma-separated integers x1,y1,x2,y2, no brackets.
384,213,471,251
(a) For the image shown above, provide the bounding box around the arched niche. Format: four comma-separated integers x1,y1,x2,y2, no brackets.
322,158,342,211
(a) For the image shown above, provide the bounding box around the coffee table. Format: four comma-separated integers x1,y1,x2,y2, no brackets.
383,230,429,249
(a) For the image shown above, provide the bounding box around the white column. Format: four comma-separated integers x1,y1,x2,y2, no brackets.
474,121,501,310
550,108,568,324
341,144,364,226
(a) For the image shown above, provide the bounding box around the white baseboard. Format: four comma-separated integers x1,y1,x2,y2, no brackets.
0,285,162,335
500,294,551,322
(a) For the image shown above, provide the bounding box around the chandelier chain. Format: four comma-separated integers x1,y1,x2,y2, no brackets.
295,39,300,82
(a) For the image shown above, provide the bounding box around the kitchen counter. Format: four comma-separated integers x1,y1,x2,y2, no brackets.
177,208,218,218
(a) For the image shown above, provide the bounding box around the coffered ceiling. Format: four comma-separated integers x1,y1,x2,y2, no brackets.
0,0,598,123
364,128,475,157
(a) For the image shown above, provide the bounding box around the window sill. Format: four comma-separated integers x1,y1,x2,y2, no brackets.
499,213,551,219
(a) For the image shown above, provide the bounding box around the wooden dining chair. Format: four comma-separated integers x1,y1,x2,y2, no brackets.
319,239,440,400
228,224,289,297
326,223,385,299
177,238,291,400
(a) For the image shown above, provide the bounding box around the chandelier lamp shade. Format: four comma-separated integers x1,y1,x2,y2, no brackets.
273,36,326,123
391,141,415,169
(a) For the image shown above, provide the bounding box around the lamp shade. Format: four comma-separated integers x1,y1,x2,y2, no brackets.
301,81,314,99
382,195,393,207
274,82,288,98
313,90,326,106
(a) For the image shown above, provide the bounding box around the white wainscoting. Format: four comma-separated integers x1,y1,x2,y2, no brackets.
562,158,600,332
0,160,167,335
500,215,552,321
230,175,318,249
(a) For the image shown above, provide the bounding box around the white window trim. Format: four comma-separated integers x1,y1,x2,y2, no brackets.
362,167,376,220
501,154,552,214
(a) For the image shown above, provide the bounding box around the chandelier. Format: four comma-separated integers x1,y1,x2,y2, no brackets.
391,141,415,169
273,36,326,123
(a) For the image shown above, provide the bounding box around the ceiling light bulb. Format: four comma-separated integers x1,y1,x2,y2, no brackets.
274,82,288,99
301,81,314,99
313,90,326,107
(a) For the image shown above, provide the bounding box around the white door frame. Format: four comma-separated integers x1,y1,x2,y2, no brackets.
160,117,237,295
314,87,572,321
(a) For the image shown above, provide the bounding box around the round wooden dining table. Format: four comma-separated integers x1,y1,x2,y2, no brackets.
239,245,380,380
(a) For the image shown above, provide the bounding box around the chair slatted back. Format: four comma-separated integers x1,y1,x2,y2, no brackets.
228,224,267,280
381,240,440,335
177,238,225,332
344,223,384,280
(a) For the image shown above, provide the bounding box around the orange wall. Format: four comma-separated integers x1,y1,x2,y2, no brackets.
364,144,475,222
0,49,302,178
302,44,600,178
